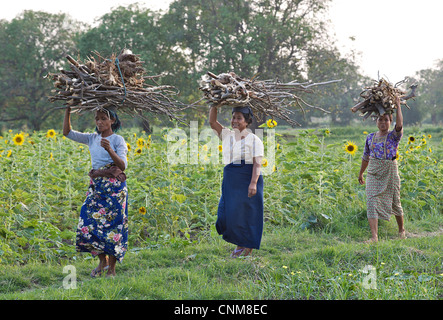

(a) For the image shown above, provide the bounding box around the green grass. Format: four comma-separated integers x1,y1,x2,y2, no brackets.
1,225,441,300
0,125,442,300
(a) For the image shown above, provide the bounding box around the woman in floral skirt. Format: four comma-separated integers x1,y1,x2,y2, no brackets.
63,106,128,277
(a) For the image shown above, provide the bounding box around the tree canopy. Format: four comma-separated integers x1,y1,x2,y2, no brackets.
0,1,441,131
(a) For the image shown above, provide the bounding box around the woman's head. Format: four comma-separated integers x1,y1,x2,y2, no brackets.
231,107,253,131
376,113,392,132
95,108,121,134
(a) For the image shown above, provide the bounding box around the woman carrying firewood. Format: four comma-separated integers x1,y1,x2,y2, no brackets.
63,106,129,277
209,105,264,258
358,97,406,243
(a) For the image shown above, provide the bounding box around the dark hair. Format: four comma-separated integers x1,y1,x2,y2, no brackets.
242,112,253,126
95,108,121,133
376,113,393,122
232,107,254,127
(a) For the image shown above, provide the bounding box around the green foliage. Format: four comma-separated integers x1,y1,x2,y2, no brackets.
0,228,441,299
0,11,84,130
0,125,441,266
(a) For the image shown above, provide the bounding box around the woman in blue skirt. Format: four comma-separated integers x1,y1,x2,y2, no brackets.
63,106,128,277
209,105,264,258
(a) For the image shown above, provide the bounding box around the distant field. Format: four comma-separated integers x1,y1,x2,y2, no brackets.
0,124,441,299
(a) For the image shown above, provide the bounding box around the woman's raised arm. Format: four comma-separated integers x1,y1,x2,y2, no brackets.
209,105,223,137
395,96,403,131
63,107,72,136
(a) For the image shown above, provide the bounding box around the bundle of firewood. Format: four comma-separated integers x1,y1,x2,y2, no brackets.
351,78,417,120
199,71,341,127
46,49,187,123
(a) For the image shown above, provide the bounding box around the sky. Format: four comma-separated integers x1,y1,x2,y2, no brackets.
2,0,443,82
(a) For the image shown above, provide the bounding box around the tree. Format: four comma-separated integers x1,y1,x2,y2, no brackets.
411,61,443,125
162,0,332,127
76,4,196,130
0,11,83,130
163,0,330,80
304,44,369,125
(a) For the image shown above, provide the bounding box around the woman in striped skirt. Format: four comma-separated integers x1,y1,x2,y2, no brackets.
358,97,406,243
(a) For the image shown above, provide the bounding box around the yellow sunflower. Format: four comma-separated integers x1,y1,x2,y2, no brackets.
13,133,25,146
46,129,56,139
126,143,131,151
266,119,277,128
137,138,145,148
139,207,147,215
262,158,268,167
135,147,142,155
408,136,415,144
344,141,358,156
218,145,223,152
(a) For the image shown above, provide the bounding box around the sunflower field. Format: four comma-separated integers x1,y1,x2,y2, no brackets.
0,124,442,265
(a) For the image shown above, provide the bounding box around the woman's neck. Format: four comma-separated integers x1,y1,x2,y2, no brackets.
100,130,114,138
233,128,250,140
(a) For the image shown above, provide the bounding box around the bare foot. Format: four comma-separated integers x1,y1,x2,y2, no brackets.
363,237,378,244
399,229,406,239
106,270,116,277
242,248,253,257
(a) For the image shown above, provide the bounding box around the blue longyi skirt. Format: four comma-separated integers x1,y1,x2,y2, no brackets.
216,161,264,249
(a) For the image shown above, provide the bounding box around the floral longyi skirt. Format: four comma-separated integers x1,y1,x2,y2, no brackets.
76,172,129,262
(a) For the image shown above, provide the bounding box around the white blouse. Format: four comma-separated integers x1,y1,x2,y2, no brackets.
220,128,264,165
66,130,128,170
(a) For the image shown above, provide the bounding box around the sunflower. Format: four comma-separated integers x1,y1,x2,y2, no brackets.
13,133,25,146
137,138,145,148
126,143,131,151
218,145,223,152
262,158,268,167
266,119,277,128
135,147,142,155
344,141,358,156
408,136,415,144
139,207,147,215
46,129,56,139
